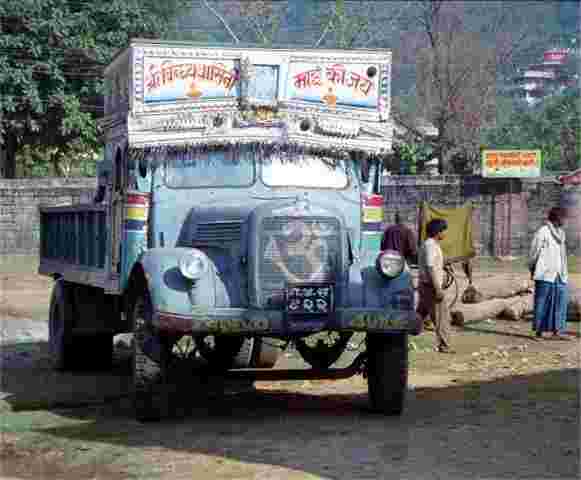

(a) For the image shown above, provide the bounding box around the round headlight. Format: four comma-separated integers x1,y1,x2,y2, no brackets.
179,250,208,280
376,250,404,278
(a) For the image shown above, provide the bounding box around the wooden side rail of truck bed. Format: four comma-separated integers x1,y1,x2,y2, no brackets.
38,204,112,288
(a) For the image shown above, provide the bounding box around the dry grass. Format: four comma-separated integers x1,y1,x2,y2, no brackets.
0,255,52,321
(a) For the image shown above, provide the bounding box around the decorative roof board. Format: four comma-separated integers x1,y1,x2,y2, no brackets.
104,40,393,156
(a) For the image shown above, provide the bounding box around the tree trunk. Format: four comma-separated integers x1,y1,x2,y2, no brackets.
0,132,17,178
461,275,534,303
501,294,534,321
451,298,514,326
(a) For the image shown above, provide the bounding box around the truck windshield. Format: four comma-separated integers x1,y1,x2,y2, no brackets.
261,154,349,189
165,147,255,188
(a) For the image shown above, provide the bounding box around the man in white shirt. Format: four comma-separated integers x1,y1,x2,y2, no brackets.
528,207,570,340
416,219,454,353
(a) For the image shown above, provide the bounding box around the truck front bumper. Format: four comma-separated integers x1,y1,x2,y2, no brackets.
155,306,421,336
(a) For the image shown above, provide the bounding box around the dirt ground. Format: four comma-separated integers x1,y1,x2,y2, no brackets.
1,257,580,479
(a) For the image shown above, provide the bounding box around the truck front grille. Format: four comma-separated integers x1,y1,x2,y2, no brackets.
259,216,341,308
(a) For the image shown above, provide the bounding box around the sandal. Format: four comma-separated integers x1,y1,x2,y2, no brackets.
438,346,456,354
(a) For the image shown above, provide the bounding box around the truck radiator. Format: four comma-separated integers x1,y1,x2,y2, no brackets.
259,216,341,308
40,206,107,268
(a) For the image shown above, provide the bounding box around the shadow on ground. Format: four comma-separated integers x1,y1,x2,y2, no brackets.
1,340,579,479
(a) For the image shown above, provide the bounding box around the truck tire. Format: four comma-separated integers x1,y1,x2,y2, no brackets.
49,280,113,371
48,279,75,370
131,288,168,422
80,334,114,371
232,337,254,368
366,333,408,415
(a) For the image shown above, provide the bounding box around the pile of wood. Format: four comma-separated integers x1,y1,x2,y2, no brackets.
450,275,534,326
450,274,580,326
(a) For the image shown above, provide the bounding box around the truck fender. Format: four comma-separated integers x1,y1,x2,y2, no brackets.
346,262,414,311
131,247,224,318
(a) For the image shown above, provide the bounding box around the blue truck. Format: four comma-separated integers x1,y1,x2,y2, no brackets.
39,40,420,421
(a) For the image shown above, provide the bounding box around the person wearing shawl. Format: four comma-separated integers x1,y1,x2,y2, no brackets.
528,207,570,340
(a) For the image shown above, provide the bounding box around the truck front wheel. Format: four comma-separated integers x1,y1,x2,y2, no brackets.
365,333,408,415
131,288,169,422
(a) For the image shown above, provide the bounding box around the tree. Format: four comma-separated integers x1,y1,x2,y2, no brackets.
0,0,188,178
201,0,413,49
485,89,580,172
406,0,561,173
201,0,288,46
416,31,496,173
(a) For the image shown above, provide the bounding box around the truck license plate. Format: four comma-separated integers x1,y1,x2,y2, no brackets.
286,284,334,315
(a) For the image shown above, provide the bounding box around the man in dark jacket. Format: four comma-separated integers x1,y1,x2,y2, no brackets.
381,212,418,265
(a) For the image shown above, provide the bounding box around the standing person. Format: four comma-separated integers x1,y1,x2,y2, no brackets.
528,207,570,340
381,212,418,265
416,219,454,353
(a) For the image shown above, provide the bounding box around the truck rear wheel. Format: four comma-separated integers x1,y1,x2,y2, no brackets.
49,279,75,370
49,279,113,371
366,333,408,415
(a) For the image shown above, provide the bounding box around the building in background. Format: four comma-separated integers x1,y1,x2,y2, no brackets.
513,47,577,106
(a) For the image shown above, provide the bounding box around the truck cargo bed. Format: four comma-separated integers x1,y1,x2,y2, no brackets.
38,204,113,288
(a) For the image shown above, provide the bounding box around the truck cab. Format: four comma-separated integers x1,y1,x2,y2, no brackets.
39,40,419,421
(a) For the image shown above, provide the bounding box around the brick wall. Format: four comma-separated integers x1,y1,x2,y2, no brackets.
0,178,96,254
0,176,579,256
383,175,581,256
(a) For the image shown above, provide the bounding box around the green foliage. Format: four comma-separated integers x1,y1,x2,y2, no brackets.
485,90,580,172
0,0,189,177
392,142,435,174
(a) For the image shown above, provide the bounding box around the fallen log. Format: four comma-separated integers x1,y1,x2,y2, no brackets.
451,298,514,326
461,275,533,304
501,294,534,321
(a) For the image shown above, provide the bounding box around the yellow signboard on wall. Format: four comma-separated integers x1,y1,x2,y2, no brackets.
482,150,541,178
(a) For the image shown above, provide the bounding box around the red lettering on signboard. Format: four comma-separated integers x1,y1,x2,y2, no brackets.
292,64,374,97
145,61,238,94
